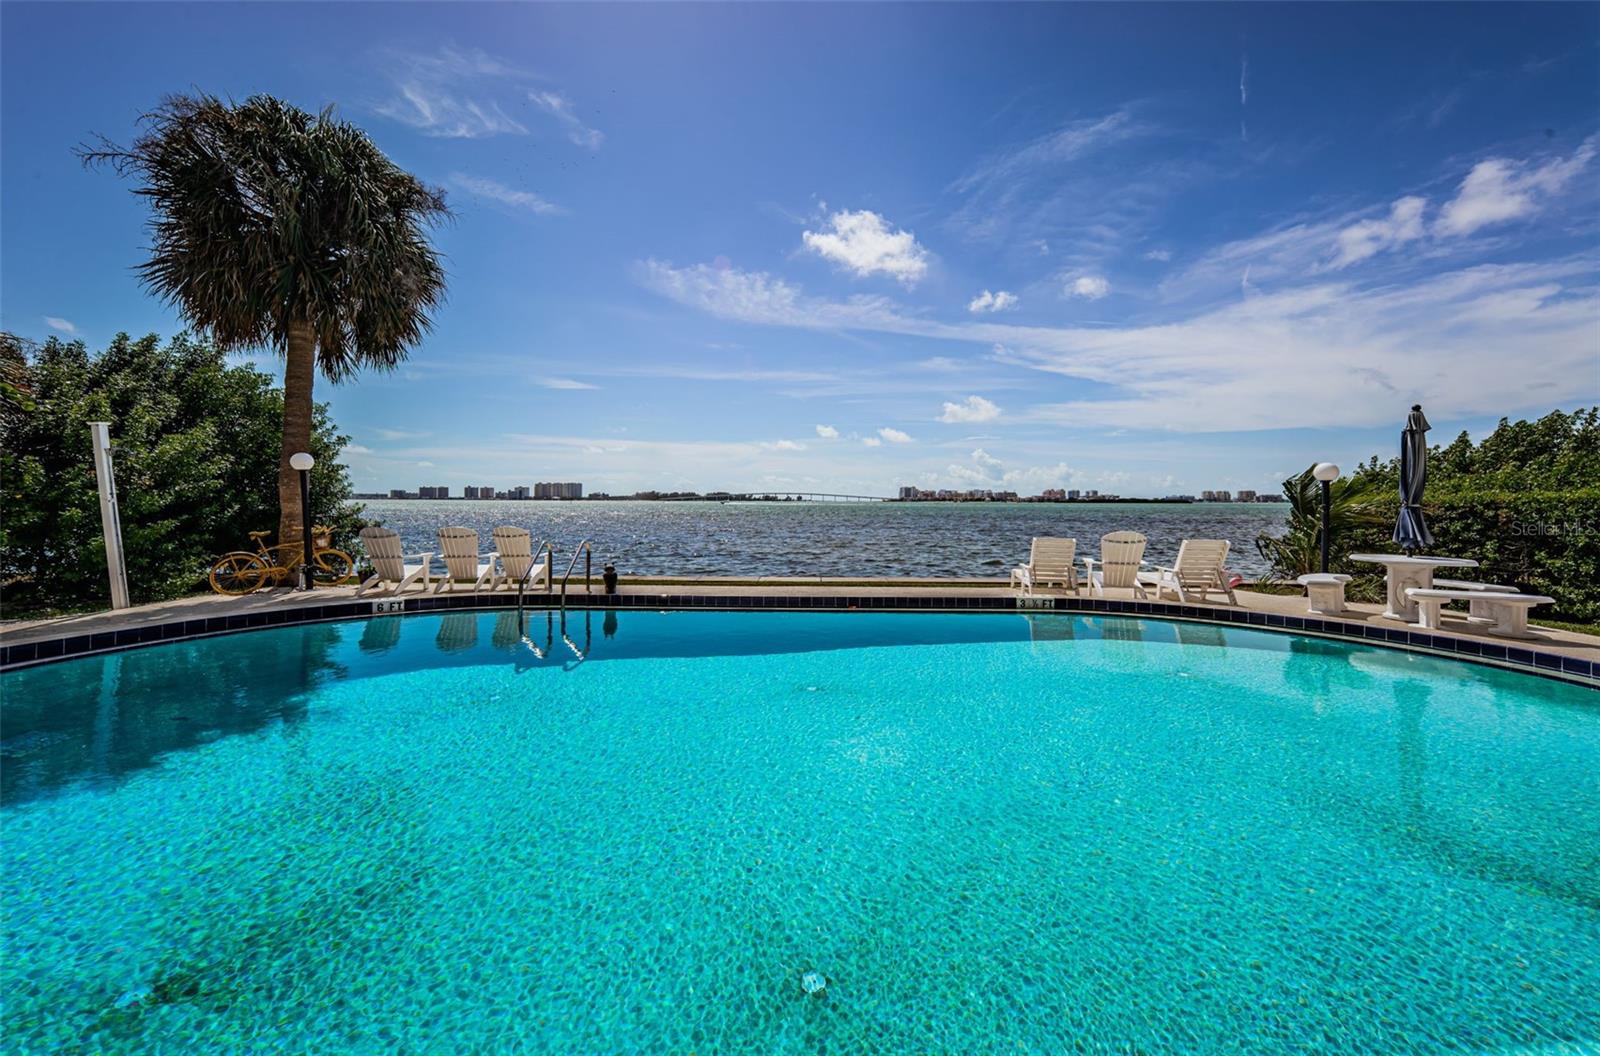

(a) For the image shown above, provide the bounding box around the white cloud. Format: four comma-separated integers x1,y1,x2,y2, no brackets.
449,173,564,216
967,289,1019,313
815,424,840,438
861,436,883,447
938,395,1002,424
952,109,1147,196
945,447,1076,490
1144,248,1172,262
641,255,1599,434
1435,139,1596,237
801,210,929,286
1330,196,1427,268
1070,275,1110,300
877,427,914,444
529,90,605,150
374,427,432,441
374,46,529,138
344,444,374,455
541,377,597,390
44,316,78,335
767,439,806,451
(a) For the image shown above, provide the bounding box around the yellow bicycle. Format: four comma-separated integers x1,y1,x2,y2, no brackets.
208,527,356,595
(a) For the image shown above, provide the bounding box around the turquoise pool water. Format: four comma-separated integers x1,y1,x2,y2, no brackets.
3,612,1597,1053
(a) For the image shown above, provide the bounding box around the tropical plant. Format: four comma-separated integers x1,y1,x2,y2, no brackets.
1255,467,1389,580
0,331,361,614
79,94,449,543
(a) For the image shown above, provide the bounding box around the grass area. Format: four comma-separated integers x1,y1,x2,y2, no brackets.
1236,581,1302,596
1530,617,1600,637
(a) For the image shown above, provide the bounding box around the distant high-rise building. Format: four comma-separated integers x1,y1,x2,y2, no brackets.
534,481,584,499
389,488,409,499
1067,489,1081,500
1236,489,1257,502
899,486,919,500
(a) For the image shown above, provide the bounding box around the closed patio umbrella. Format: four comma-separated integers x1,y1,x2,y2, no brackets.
1393,404,1434,553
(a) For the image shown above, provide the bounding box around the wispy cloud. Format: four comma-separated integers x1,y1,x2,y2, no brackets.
815,424,840,438
967,289,1019,313
878,427,914,444
641,254,1599,433
938,395,1002,424
44,316,78,335
802,209,930,286
541,377,598,390
1435,137,1595,237
1330,196,1426,268
449,173,565,216
1144,248,1172,262
374,427,433,441
374,45,528,138
529,90,605,150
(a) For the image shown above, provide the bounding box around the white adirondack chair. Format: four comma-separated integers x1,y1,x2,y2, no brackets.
355,526,432,596
1011,537,1079,594
435,526,496,593
1140,539,1237,604
1081,531,1148,598
489,526,549,592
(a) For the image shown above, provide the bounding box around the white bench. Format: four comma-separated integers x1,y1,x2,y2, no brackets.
1432,578,1518,622
1296,573,1352,615
1405,587,1554,639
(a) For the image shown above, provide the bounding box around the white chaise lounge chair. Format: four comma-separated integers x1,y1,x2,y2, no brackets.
355,526,433,596
489,526,550,592
1140,539,1237,604
435,526,496,593
1082,531,1148,598
1011,537,1079,595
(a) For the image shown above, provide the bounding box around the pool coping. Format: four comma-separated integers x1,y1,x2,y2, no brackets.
3,590,1596,689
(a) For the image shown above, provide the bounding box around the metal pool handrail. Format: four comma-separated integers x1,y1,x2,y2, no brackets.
516,541,554,644
558,541,592,611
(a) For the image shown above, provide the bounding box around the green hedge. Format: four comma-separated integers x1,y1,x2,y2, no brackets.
1342,491,1600,623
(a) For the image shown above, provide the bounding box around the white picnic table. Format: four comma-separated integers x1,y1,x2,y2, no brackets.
1348,553,1479,621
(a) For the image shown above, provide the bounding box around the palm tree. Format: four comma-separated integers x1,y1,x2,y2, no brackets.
1255,466,1388,579
81,94,449,542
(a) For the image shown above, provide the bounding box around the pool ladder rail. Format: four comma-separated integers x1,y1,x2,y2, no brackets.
517,541,592,661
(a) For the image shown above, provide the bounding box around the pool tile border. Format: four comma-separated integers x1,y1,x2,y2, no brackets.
2,592,1596,688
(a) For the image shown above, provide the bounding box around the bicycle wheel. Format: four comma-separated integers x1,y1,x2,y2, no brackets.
209,552,268,595
313,548,356,586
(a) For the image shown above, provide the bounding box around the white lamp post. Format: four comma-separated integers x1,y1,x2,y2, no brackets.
291,451,315,588
1312,462,1341,574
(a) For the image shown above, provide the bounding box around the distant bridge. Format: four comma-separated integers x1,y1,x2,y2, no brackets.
658,492,893,503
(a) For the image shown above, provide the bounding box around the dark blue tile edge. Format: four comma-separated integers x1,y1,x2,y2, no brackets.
2,592,1595,689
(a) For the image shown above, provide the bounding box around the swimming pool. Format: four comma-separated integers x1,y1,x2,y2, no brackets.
3,611,1597,1053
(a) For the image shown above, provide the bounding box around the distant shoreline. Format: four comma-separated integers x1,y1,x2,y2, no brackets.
351,495,1288,505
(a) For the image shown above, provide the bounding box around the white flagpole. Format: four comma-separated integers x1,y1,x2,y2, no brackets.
89,421,130,610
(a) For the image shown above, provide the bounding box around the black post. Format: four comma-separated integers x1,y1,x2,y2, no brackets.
299,468,314,589
585,545,592,594
1319,479,1331,574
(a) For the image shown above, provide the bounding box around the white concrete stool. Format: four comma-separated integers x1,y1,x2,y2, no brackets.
1297,573,1353,615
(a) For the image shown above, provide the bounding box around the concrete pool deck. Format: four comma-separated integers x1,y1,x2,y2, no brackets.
4,577,1598,685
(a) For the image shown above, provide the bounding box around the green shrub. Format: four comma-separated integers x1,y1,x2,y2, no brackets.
1257,409,1600,622
1,331,363,613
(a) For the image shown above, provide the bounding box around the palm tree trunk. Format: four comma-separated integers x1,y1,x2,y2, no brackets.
278,319,316,544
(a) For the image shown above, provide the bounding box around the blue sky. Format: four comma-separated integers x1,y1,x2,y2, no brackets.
3,3,1597,496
